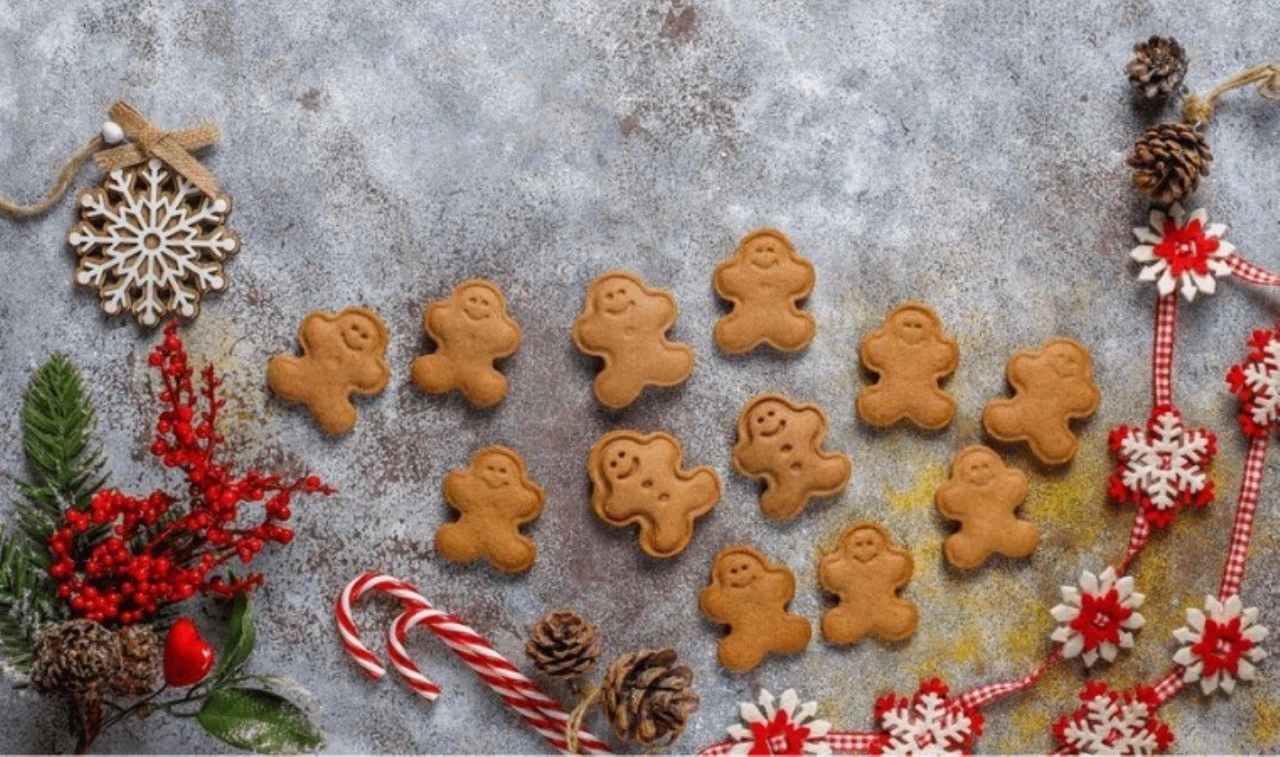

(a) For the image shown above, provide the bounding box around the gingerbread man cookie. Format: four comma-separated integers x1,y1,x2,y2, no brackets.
732,393,852,521
820,521,918,644
982,337,1101,465
267,306,391,435
435,446,545,573
713,229,816,354
587,430,720,558
572,271,695,409
935,446,1038,569
698,545,811,672
412,279,521,408
857,303,959,431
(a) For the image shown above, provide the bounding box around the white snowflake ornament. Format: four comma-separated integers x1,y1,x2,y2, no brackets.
1053,682,1174,755
872,679,982,756
1108,406,1216,527
723,688,832,755
1228,324,1280,438
1130,204,1234,302
1172,594,1269,695
1050,566,1145,667
68,158,240,326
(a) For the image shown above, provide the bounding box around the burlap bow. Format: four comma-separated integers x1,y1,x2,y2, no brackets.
93,101,222,196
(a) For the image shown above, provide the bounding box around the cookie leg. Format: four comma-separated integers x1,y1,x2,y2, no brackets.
768,313,815,351
713,313,754,354
719,632,766,672
1030,422,1079,464
856,385,900,427
759,481,804,521
997,521,1040,559
594,366,644,408
944,532,992,570
434,523,482,565
875,600,919,641
821,605,871,645
411,354,458,396
777,614,813,654
912,389,956,430
813,455,852,494
650,344,695,386
460,369,509,408
266,356,306,403
486,533,536,573
309,396,359,435
982,399,1024,440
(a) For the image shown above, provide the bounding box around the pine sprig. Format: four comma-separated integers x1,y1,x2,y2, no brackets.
0,528,65,673
16,355,109,565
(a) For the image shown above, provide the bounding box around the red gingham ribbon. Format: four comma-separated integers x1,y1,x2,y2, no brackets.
1149,670,1185,706
1219,434,1270,599
1152,292,1177,408
956,649,1063,710
698,731,883,756
1227,254,1280,287
335,572,610,754
1115,511,1152,576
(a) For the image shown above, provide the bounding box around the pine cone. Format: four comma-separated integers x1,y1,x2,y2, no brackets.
599,648,699,747
30,620,122,696
109,625,162,698
1127,36,1188,100
525,610,602,680
1127,122,1212,204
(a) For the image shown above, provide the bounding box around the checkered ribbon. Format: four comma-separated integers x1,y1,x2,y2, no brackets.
1149,670,1186,706
956,649,1063,710
1116,512,1152,576
1228,254,1280,287
1152,293,1178,408
1220,435,1270,600
336,572,610,754
698,731,883,756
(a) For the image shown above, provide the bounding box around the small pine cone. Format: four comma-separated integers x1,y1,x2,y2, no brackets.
30,620,122,696
109,625,162,698
1127,122,1212,204
599,648,699,747
525,610,602,680
1127,36,1188,100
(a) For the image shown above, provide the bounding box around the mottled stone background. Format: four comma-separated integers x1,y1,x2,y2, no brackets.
2,0,1279,753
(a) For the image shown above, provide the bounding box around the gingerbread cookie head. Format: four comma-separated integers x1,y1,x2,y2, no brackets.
935,446,1036,569
819,520,918,644
587,430,720,558
436,446,545,573
572,271,695,409
857,302,959,431
982,337,1100,465
412,279,521,408
712,229,816,353
732,393,851,521
698,545,811,672
266,306,391,435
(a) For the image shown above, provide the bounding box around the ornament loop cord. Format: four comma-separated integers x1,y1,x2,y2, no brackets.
0,135,103,219
1182,62,1280,125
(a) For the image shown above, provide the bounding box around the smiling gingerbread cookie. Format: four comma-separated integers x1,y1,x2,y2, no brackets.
267,306,391,435
935,446,1038,569
436,446,545,573
412,279,521,408
572,271,695,409
587,430,720,558
820,521,918,644
699,545,811,672
732,393,851,521
857,302,959,431
983,338,1101,465
713,229,816,354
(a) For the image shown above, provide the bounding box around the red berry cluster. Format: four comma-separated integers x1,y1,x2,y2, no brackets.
48,322,334,625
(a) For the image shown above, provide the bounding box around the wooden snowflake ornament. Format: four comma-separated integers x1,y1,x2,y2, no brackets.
66,101,238,326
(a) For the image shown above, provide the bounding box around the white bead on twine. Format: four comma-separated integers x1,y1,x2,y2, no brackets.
101,120,125,145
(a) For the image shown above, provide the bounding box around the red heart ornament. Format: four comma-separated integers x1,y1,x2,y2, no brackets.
164,617,216,687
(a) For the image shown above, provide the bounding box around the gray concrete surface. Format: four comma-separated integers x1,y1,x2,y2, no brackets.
2,0,1279,753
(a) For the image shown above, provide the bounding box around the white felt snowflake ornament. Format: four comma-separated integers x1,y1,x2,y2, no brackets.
1052,682,1174,755
724,688,832,755
1228,324,1280,438
1172,594,1269,695
1108,407,1216,527
1130,204,1234,302
68,158,240,326
872,679,982,756
1050,566,1146,667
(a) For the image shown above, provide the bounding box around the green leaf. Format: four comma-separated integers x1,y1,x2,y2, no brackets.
196,688,324,754
217,592,256,676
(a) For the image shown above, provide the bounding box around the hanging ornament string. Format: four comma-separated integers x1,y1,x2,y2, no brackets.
0,134,104,219
335,572,610,755
1182,62,1280,126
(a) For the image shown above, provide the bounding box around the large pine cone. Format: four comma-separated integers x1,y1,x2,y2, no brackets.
1127,122,1212,204
1127,36,1187,100
599,648,699,747
525,610,602,680
109,625,162,698
30,620,122,696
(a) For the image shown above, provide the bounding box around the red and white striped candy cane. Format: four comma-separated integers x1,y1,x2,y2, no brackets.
336,572,610,754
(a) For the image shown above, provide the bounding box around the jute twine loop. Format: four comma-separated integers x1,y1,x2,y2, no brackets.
0,100,221,219
565,686,601,755
1182,62,1280,126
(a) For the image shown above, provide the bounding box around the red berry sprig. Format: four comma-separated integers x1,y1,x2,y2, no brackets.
48,322,334,625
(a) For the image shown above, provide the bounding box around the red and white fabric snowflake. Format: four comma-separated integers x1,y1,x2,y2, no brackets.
1227,323,1280,438
722,688,833,755
1050,567,1146,667
1172,594,1269,695
1130,204,1234,302
1108,406,1216,527
871,679,983,756
1052,682,1174,755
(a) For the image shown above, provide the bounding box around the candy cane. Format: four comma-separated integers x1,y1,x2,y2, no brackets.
336,572,611,755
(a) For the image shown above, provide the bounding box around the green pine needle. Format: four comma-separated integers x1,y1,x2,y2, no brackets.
0,528,65,673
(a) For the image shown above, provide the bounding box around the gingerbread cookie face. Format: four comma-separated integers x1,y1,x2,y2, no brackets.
266,306,390,435
435,446,545,573
587,430,720,558
732,393,851,521
819,521,918,644
857,303,959,431
572,271,695,409
982,338,1101,465
412,279,521,408
713,229,816,354
935,446,1038,569
698,545,811,672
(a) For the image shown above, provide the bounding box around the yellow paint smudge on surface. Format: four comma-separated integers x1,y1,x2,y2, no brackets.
883,462,947,513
